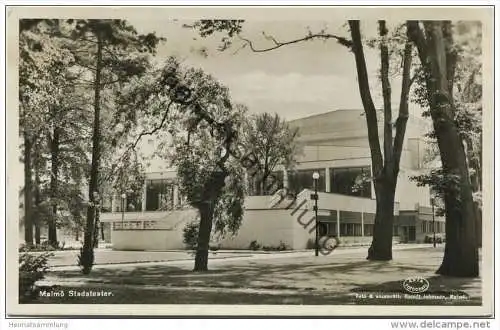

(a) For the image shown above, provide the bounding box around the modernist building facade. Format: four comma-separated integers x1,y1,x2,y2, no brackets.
100,109,445,250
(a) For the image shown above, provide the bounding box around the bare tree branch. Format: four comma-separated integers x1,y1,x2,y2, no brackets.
379,20,393,171
101,100,174,184
237,31,352,53
393,38,413,174
348,20,383,177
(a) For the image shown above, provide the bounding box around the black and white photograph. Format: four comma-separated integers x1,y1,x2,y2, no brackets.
4,5,495,318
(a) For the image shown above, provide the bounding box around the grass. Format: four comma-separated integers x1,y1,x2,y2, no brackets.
28,247,482,305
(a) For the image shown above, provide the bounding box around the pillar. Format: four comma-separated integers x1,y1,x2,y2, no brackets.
325,167,331,193
361,211,364,237
141,179,147,212
337,209,341,238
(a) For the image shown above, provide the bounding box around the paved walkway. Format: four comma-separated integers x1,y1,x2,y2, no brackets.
44,243,434,271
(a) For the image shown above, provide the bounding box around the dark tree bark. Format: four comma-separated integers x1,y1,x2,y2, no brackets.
349,20,412,261
408,21,479,277
194,201,215,272
48,126,60,247
193,163,229,271
80,33,103,274
23,130,34,246
34,158,42,245
465,137,482,248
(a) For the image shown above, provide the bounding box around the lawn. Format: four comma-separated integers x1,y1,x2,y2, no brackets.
28,247,482,305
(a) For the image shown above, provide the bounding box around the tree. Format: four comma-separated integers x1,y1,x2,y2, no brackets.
348,21,414,260
407,21,479,277
46,19,163,274
114,59,246,271
171,68,246,271
19,21,75,246
20,20,94,248
242,113,299,195
189,19,415,260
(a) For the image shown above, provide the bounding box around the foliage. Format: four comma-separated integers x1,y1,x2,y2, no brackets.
242,113,300,195
19,240,67,252
19,252,54,302
249,240,261,251
182,221,199,250
262,241,290,251
306,238,316,250
410,21,482,208
186,20,245,51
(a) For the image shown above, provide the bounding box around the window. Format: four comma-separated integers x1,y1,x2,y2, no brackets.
144,221,158,230
422,220,429,233
393,225,399,236
288,169,326,194
100,195,113,213
364,224,374,236
113,221,143,230
330,166,372,198
146,179,176,211
340,223,362,236
247,170,284,196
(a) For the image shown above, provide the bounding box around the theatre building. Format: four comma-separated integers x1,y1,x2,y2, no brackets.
100,109,445,250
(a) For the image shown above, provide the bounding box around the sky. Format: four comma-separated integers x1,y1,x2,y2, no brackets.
126,18,419,121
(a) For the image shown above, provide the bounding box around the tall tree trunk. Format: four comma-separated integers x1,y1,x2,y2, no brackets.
408,21,479,277
349,20,412,261
48,126,60,247
34,160,41,245
23,130,33,246
93,209,100,248
465,137,482,248
194,202,215,272
80,34,103,274
368,180,396,260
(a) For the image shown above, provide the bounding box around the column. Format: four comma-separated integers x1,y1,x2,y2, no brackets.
325,167,331,193
337,209,341,238
361,211,364,237
141,180,147,212
173,184,179,208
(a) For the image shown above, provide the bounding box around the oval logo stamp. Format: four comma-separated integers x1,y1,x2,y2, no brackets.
402,277,430,294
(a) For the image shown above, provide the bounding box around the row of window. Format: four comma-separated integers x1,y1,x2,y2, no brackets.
113,221,161,230
247,166,373,198
112,220,402,237
103,166,373,213
421,220,444,234
318,223,399,237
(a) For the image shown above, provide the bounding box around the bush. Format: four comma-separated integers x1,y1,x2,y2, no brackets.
209,245,220,251
183,221,199,250
249,240,261,251
306,238,316,249
424,235,444,244
19,240,67,252
19,252,53,303
262,241,290,251
277,241,289,251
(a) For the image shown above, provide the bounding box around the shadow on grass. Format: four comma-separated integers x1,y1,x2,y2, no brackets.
31,249,481,305
349,275,482,306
